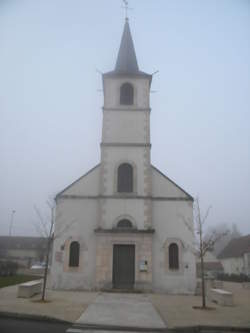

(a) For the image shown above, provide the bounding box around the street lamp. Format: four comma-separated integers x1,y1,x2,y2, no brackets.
9,210,16,236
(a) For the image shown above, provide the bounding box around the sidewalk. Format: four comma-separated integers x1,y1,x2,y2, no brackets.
0,284,97,323
76,292,166,329
0,281,250,328
150,282,250,328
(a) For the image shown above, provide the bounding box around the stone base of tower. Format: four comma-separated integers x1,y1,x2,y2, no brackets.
95,229,154,291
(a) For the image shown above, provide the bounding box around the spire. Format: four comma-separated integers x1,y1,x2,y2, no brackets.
114,19,139,74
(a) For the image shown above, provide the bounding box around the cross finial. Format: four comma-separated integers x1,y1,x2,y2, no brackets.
122,0,132,20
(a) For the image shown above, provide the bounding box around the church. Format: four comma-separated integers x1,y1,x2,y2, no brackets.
50,19,196,294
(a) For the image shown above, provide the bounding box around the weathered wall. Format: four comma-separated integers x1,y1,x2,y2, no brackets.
95,232,153,290
243,252,250,275
50,197,98,290
103,76,150,110
61,165,100,196
152,200,196,294
221,257,244,275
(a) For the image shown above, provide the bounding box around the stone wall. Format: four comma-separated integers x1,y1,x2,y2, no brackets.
96,231,153,291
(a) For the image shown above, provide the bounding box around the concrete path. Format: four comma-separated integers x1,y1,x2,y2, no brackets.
75,292,166,330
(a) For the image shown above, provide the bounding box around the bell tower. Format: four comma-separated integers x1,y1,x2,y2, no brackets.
98,19,153,230
96,19,154,290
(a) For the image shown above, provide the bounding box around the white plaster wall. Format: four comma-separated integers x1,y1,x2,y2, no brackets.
101,146,150,196
152,167,189,198
50,198,98,290
62,165,100,196
102,110,150,144
221,257,244,275
103,77,150,109
99,198,146,230
243,252,250,275
152,200,196,294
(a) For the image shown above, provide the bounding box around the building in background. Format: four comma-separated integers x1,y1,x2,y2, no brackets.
196,250,223,278
50,19,196,293
218,234,250,276
0,236,47,268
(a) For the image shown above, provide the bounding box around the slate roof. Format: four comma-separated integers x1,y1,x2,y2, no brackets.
196,262,223,272
115,19,138,73
104,19,151,79
0,236,47,250
218,234,250,259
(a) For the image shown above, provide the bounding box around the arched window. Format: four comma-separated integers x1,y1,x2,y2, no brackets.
69,241,80,267
117,163,133,192
117,219,133,229
120,83,134,105
169,243,179,270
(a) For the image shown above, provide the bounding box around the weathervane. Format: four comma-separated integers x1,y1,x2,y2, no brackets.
122,0,132,20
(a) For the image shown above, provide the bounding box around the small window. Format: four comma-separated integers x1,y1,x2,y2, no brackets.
120,83,134,105
117,219,133,229
117,163,133,192
69,241,80,267
169,243,179,270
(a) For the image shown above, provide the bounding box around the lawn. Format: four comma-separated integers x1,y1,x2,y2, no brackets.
0,275,41,288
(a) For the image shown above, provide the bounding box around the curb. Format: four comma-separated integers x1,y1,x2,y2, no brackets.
168,326,250,332
1,313,249,332
72,323,250,333
73,322,166,332
0,311,72,325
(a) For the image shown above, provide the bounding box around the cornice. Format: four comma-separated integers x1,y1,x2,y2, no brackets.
101,142,151,148
57,194,193,202
102,107,151,112
94,228,155,234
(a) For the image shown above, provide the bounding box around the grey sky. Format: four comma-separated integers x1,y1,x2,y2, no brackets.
1,0,249,236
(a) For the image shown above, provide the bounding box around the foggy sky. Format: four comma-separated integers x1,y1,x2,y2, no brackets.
1,0,250,237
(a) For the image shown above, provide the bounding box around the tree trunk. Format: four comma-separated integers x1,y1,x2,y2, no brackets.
41,238,51,301
200,254,206,308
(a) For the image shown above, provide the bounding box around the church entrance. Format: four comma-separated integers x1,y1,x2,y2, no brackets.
112,244,135,289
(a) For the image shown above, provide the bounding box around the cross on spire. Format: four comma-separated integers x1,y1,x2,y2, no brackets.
122,0,132,20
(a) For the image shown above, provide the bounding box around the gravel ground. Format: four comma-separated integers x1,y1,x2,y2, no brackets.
149,282,250,328
0,281,249,328
0,284,97,323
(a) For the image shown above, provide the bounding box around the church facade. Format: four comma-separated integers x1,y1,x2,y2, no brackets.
50,20,196,294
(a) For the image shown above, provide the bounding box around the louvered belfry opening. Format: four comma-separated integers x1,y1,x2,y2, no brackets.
117,163,133,192
120,83,134,105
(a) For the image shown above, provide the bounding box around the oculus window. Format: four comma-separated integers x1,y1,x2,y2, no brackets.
117,219,133,229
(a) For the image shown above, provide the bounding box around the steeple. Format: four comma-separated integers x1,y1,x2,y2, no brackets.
114,19,139,74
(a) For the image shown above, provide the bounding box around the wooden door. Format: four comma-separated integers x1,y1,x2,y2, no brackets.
113,244,135,289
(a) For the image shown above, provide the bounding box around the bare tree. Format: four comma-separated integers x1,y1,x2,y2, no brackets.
34,200,76,301
184,198,228,308
205,223,241,256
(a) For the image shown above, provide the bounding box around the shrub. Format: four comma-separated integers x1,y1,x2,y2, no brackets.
217,272,250,282
0,261,18,276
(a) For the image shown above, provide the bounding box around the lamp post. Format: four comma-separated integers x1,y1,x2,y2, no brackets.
9,210,16,236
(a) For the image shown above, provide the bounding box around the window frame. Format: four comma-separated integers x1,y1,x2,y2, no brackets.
117,163,133,193
116,219,133,229
120,82,134,105
69,241,80,267
168,243,179,270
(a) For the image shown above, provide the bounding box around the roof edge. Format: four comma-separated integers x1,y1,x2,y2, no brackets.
55,164,101,200
151,164,194,201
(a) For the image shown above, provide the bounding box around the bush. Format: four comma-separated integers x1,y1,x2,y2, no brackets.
217,272,250,282
0,261,18,276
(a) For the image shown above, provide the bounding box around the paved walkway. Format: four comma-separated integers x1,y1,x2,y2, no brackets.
76,293,166,329
0,282,250,329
